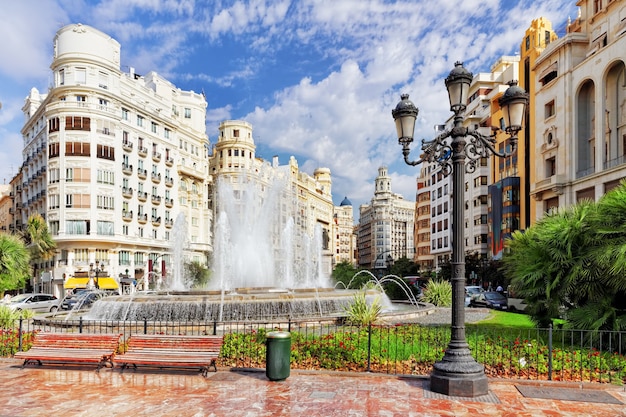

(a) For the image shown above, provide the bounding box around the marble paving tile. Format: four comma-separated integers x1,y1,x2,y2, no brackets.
0,359,625,416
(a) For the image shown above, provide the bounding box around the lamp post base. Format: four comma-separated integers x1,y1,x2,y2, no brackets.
430,358,489,397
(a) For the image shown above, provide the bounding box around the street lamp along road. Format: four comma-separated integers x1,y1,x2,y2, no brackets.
392,62,528,397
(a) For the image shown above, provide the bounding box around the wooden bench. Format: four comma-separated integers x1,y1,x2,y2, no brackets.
114,334,223,377
14,333,122,372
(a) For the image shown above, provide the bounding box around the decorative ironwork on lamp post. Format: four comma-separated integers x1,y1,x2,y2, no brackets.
392,61,528,397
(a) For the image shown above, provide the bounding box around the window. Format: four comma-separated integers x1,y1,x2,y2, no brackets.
97,144,115,160
65,116,91,131
546,157,556,177
97,195,115,210
122,225,128,236
59,69,65,86
74,248,89,262
151,121,158,134
75,68,86,84
49,168,60,183
184,108,191,118
119,251,131,266
134,252,144,265
49,142,60,158
164,128,170,139
544,100,555,119
122,108,129,121
98,98,108,109
233,129,240,137
66,220,89,235
48,194,59,209
97,220,114,235
137,115,144,127
98,71,108,89
49,117,60,133
50,221,59,235
97,170,114,184
65,142,90,156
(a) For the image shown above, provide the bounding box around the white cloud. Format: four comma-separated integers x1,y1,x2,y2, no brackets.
0,0,580,211
0,1,68,80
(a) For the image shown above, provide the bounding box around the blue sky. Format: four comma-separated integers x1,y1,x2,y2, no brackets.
0,0,578,211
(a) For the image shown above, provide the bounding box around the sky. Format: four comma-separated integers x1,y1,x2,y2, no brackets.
0,0,579,213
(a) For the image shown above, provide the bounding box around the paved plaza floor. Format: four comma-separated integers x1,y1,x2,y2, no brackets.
0,358,625,416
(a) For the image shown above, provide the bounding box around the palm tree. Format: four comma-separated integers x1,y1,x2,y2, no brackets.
503,200,603,327
23,213,57,263
503,182,626,332
0,233,31,293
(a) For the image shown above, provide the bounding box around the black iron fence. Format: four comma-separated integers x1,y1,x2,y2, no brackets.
2,317,625,384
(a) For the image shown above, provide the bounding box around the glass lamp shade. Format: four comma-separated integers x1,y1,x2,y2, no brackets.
499,81,529,133
392,94,419,143
445,62,473,111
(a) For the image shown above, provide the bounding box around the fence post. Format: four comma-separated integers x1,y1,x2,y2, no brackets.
548,324,553,381
288,319,291,333
144,319,148,335
213,320,217,336
367,323,372,372
79,317,83,333
18,318,23,352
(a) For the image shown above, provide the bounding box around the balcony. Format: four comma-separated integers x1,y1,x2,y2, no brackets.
151,195,161,205
164,197,173,208
137,191,148,202
152,151,161,162
122,140,133,152
122,163,133,175
165,156,174,167
137,213,148,224
137,168,148,179
164,218,173,228
122,210,133,221
151,172,161,183
164,176,174,187
138,146,148,157
122,187,133,198
151,216,161,226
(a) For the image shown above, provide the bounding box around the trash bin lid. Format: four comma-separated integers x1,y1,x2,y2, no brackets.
267,331,290,338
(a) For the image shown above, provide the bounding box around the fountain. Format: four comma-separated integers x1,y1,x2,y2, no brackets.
87,167,366,322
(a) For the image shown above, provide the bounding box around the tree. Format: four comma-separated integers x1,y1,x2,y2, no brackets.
332,261,366,289
503,184,626,331
0,233,31,293
389,256,418,278
185,260,210,288
23,213,57,263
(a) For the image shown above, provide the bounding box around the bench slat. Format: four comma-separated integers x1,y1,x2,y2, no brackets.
115,335,223,377
15,333,121,372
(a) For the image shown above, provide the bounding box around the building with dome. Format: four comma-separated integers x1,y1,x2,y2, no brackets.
357,166,415,272
332,196,357,267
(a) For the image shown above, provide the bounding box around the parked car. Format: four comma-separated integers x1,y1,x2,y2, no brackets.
464,286,483,307
61,291,109,311
469,291,508,310
2,293,61,313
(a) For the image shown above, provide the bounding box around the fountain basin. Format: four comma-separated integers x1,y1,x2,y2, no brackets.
86,288,381,321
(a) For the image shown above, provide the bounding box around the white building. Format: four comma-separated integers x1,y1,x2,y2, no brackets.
530,0,626,212
18,23,210,295
357,166,415,271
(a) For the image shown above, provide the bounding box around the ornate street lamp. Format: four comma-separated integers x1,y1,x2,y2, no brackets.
392,62,528,397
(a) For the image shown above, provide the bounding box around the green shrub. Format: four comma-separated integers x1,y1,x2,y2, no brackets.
0,305,33,328
421,279,452,307
344,291,382,326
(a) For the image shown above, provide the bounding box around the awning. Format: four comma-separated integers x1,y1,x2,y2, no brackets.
64,277,118,290
97,278,119,290
64,277,89,289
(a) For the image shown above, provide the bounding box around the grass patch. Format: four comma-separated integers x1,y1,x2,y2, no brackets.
469,310,535,329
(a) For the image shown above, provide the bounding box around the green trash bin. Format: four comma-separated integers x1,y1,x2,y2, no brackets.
266,331,291,381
